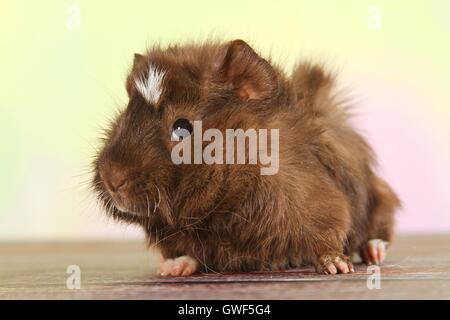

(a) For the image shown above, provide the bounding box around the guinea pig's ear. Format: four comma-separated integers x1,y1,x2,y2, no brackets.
133,53,146,67
215,40,278,101
126,53,146,97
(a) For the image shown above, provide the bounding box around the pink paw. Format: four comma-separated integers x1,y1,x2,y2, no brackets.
159,256,198,277
360,239,389,265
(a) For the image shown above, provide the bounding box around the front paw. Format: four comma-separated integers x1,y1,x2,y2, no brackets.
159,256,198,277
314,253,354,274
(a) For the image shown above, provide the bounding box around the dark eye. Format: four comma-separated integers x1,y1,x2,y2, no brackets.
172,118,193,140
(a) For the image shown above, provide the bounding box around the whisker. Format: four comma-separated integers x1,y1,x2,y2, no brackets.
154,185,161,213
146,194,151,218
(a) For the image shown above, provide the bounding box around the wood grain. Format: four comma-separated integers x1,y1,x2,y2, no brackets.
1,235,449,299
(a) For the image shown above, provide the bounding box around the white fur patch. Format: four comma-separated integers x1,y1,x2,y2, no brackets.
134,64,165,104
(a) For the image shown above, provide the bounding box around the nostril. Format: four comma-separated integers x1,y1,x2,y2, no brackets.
109,175,129,193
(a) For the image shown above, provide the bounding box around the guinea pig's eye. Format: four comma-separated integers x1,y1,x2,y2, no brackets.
171,118,193,140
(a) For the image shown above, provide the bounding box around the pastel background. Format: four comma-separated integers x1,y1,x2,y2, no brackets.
1,0,449,240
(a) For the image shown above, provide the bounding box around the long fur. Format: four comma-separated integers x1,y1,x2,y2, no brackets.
92,40,400,273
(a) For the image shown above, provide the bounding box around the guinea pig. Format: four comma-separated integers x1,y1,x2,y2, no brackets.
92,39,400,276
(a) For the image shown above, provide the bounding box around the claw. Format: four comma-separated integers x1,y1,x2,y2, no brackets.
325,263,338,274
335,257,350,273
378,240,387,264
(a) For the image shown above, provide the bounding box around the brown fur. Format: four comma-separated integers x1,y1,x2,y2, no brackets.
92,39,400,273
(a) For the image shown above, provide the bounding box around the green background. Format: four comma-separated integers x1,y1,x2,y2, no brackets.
1,0,450,238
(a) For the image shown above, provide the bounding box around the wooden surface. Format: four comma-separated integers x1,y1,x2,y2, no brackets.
1,234,450,299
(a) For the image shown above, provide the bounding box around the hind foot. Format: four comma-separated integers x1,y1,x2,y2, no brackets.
315,253,355,274
359,239,389,265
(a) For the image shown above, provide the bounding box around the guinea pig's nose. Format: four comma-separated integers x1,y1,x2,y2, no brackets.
108,173,129,193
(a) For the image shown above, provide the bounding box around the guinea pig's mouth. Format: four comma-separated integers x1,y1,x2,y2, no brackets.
107,188,162,217
94,169,164,218
112,201,134,215
105,195,136,216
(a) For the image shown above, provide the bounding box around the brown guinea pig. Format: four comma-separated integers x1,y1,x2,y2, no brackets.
92,39,400,276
